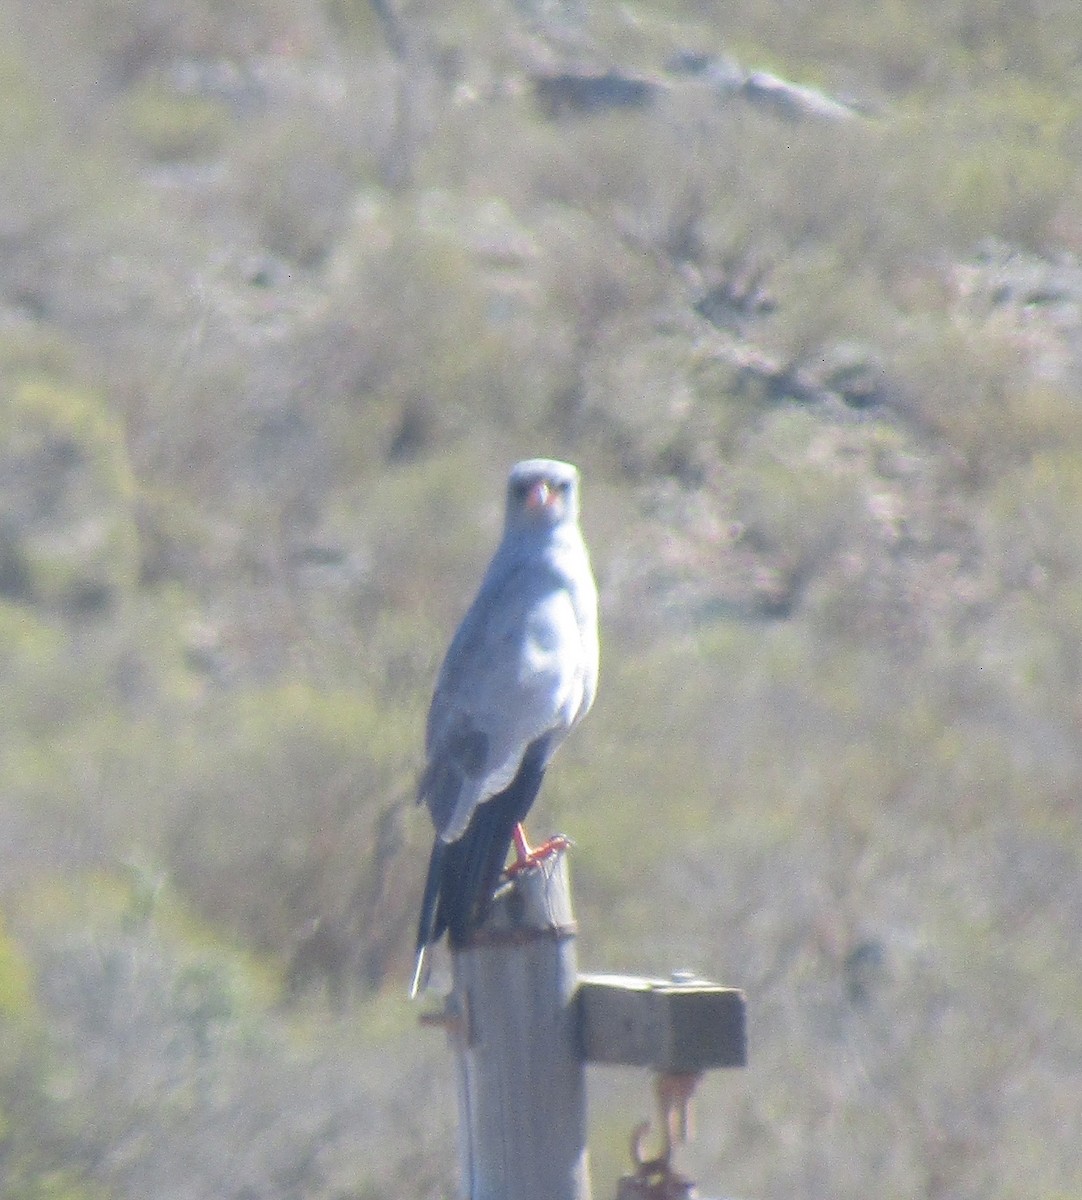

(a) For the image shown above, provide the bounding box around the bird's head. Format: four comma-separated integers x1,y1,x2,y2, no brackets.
505,459,581,532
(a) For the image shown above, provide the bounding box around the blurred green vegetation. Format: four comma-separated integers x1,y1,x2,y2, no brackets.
0,915,33,1019
1,379,138,612
120,83,234,161
0,0,1081,1196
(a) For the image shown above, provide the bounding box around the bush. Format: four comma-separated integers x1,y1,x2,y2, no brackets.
0,380,138,615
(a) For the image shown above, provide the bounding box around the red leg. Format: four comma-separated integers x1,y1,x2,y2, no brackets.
512,822,531,863
506,824,571,876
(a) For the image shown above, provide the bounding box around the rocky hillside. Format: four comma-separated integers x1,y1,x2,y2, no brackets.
1,1,1081,1197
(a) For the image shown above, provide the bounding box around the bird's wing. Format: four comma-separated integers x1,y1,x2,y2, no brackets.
421,559,591,842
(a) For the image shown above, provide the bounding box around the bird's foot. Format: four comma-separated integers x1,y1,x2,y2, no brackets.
505,833,571,876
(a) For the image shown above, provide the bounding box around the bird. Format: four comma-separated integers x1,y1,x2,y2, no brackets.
409,459,599,997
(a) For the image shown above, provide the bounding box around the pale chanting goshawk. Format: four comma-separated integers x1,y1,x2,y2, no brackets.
410,459,599,997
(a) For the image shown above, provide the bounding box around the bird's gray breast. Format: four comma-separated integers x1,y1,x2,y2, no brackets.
423,576,586,832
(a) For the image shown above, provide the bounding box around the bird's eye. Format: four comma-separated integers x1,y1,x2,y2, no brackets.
556,479,571,493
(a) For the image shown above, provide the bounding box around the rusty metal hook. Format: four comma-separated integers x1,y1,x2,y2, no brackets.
617,1125,696,1199
655,1070,702,1147
616,1072,704,1199
630,1119,671,1175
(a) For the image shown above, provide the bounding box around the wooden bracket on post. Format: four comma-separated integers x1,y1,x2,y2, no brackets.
577,973,746,1072
577,971,745,1200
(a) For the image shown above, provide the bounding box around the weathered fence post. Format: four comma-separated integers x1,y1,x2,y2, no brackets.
448,849,590,1200
425,845,746,1200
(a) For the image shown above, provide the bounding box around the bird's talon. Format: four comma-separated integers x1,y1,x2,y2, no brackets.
505,834,571,876
533,833,572,859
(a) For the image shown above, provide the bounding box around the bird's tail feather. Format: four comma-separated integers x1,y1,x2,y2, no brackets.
442,748,548,947
410,839,447,998
442,806,511,947
409,738,550,996
409,945,429,1000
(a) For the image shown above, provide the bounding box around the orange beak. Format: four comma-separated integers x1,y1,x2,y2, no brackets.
524,480,553,510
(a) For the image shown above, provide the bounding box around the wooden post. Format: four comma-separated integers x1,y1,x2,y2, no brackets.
426,846,747,1199
449,849,590,1200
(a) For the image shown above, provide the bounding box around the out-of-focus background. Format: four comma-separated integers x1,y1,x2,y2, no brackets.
1,0,1081,1196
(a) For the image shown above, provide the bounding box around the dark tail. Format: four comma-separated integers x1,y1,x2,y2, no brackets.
410,839,447,997
409,737,549,997
438,795,521,947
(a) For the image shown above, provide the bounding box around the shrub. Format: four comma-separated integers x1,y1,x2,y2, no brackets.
0,379,138,615
119,82,232,162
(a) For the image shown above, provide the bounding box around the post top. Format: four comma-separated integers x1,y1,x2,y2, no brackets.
459,843,576,948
